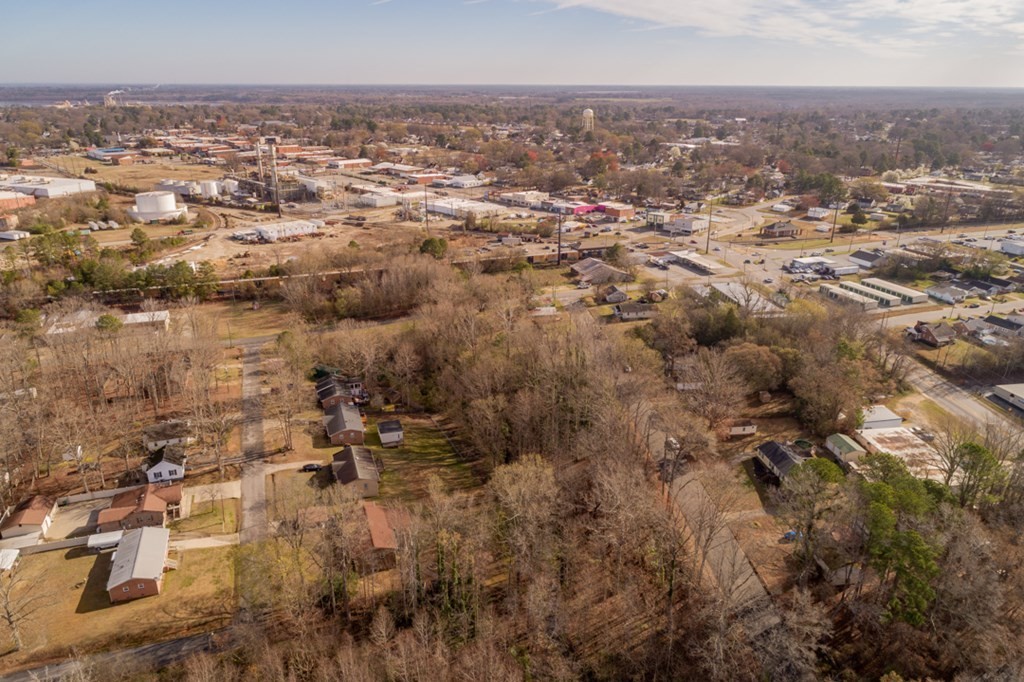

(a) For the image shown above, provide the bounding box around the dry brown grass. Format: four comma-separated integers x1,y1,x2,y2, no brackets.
0,546,235,672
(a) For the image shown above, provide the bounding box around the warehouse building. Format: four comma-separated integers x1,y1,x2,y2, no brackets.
0,174,96,198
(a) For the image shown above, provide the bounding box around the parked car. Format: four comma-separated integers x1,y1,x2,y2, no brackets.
301,463,322,472
763,278,774,284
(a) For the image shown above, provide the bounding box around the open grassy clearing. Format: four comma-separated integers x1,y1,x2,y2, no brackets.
44,155,224,190
201,300,293,341
171,498,239,535
1,547,234,671
370,415,480,501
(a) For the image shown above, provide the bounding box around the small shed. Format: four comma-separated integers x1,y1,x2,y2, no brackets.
376,420,404,448
860,405,903,430
725,419,757,438
825,434,866,470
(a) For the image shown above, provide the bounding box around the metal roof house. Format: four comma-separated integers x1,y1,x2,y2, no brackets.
331,446,380,498
323,403,365,446
860,405,903,430
106,527,171,603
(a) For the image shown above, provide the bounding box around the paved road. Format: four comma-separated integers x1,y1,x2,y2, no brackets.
238,344,267,545
903,360,1019,429
0,632,220,682
668,471,770,612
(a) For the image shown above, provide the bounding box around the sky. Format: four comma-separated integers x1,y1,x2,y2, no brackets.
3,0,1024,87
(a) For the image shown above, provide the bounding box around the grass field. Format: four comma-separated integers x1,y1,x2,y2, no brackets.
371,415,480,501
44,155,224,191
2,546,235,669
201,300,294,342
171,499,239,534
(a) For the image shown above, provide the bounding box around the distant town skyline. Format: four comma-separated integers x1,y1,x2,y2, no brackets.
4,0,1024,88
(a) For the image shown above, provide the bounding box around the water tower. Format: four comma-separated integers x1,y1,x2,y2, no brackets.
582,108,595,133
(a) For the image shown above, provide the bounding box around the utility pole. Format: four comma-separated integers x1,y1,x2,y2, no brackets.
704,199,713,255
557,213,563,264
829,204,840,243
423,183,429,235
940,185,954,233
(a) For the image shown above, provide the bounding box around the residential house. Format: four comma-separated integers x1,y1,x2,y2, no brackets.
106,527,171,603
848,249,888,270
331,446,380,497
760,220,800,238
981,315,1024,338
376,420,404,448
602,285,629,303
754,441,804,481
143,420,194,453
806,207,831,220
724,419,757,438
614,302,657,321
570,258,630,285
96,484,182,533
861,405,904,430
825,434,867,471
0,496,55,539
316,375,369,408
323,403,365,446
144,445,187,484
911,321,957,347
925,285,969,304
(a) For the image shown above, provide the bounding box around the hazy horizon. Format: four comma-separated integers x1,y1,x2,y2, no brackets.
5,0,1024,88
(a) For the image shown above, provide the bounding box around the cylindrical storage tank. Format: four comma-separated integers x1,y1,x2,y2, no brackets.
223,178,239,194
200,180,220,198
136,191,178,214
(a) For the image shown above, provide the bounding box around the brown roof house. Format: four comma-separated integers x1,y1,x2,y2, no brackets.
106,527,171,603
331,446,380,498
323,403,365,446
760,220,800,238
0,496,56,540
96,484,182,533
912,321,956,348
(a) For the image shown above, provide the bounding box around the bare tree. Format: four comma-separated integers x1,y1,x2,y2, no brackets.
0,560,51,651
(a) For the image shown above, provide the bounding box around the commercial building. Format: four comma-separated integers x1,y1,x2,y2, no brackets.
854,427,945,483
819,283,878,310
0,191,35,211
839,281,901,308
860,278,927,305
992,384,1024,411
425,198,506,220
0,174,96,198
860,405,904,430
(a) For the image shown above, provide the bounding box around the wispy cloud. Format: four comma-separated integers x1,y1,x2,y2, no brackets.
533,0,1024,57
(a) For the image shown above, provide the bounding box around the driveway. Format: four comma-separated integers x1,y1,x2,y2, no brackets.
47,499,106,539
